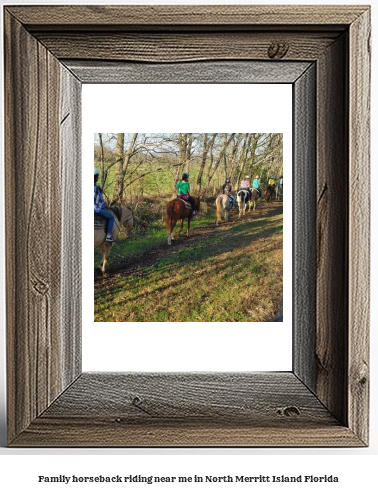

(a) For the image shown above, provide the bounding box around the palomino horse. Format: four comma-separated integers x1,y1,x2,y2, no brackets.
165,196,200,245
215,194,231,225
265,184,275,202
94,205,134,274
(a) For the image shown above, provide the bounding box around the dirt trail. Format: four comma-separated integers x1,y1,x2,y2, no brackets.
95,201,282,286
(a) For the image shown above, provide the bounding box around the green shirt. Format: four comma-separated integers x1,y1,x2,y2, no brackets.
176,180,190,195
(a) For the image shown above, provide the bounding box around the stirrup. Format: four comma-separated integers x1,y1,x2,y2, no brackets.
105,236,114,243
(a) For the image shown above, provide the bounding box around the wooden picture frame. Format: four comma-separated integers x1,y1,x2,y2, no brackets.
4,5,370,447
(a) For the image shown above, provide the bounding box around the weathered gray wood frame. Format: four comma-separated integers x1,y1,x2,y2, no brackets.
4,5,370,447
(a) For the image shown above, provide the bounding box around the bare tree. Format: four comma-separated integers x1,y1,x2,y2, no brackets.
203,133,235,193
196,133,217,193
112,133,138,203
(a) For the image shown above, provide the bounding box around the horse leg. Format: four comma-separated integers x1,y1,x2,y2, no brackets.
186,217,191,237
96,249,104,275
167,216,176,245
100,243,112,274
177,218,184,238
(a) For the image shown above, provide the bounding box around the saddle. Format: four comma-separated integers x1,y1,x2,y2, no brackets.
94,216,106,230
94,206,120,230
178,197,193,210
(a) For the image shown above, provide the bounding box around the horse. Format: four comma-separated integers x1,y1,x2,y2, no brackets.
249,188,260,210
165,196,200,245
236,188,259,217
265,184,275,202
215,194,231,225
276,183,283,200
94,205,134,275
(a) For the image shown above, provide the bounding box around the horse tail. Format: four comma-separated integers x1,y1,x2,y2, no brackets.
216,196,222,222
165,201,175,233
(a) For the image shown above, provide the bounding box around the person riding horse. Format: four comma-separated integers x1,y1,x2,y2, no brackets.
176,172,197,215
221,177,235,208
240,175,252,196
94,167,115,243
265,176,276,202
252,174,262,197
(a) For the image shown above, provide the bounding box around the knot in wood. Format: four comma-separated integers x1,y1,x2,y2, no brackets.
277,406,300,417
32,279,49,296
268,42,289,59
132,396,142,406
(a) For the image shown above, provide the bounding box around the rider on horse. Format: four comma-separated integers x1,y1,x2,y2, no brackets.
268,176,276,187
252,174,262,197
94,167,115,243
222,177,235,208
240,175,252,197
176,173,197,215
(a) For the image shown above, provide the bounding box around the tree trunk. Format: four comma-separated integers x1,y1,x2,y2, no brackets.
113,133,138,203
98,133,107,190
197,133,217,193
204,133,235,194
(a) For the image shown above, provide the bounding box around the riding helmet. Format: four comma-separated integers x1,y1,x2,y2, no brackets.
182,172,189,179
94,167,100,175
255,175,260,179
225,178,231,183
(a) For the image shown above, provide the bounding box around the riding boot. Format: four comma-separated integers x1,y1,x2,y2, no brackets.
189,196,197,215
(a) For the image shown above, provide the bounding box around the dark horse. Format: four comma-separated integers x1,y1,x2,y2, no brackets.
165,196,200,245
265,184,275,202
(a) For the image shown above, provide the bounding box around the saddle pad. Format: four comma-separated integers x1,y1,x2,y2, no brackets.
179,199,193,210
94,218,106,230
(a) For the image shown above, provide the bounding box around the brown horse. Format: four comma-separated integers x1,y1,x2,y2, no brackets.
94,205,134,274
265,184,275,203
165,196,200,245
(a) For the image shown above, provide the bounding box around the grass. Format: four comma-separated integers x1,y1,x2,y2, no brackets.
94,203,283,322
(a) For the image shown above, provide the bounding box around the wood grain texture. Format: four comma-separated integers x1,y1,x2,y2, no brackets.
348,9,371,445
4,11,81,444
7,5,367,29
36,32,339,63
316,34,348,426
11,419,363,448
293,65,316,390
11,373,364,447
4,5,370,447
42,373,335,422
60,69,82,389
66,60,312,84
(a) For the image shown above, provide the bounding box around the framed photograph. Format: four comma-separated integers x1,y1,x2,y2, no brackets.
4,5,370,447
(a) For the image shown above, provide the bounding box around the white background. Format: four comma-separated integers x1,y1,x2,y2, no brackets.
0,0,377,499
84,84,292,372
